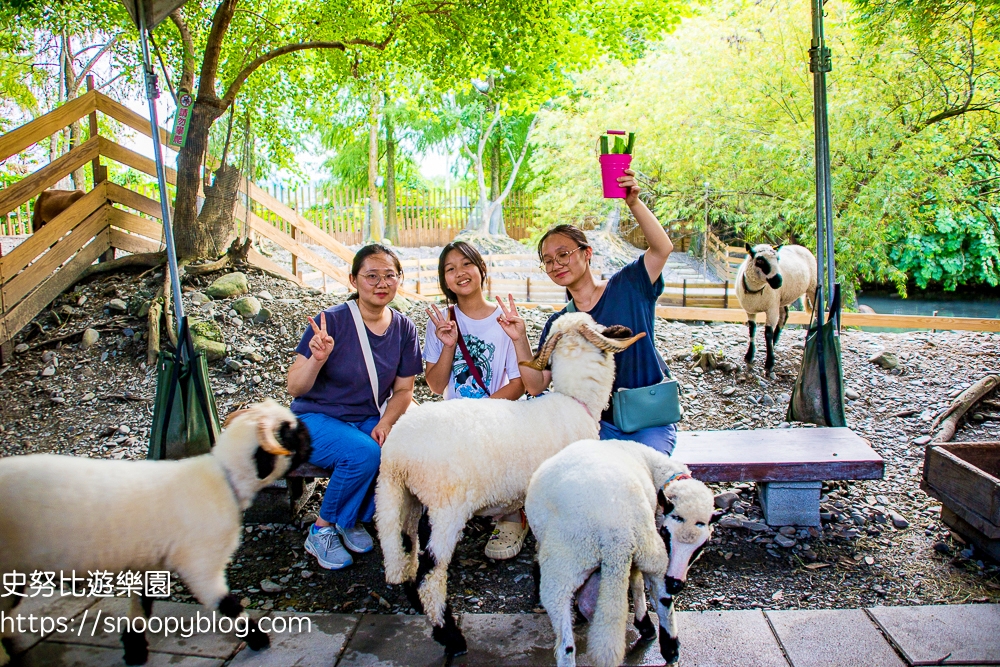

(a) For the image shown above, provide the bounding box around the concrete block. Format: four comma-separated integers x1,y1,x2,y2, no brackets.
674,609,788,666
337,614,446,667
228,612,358,666
868,604,1000,665
17,641,223,667
766,608,904,667
758,481,821,526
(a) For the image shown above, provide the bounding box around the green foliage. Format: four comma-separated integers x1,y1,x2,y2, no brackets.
530,0,1000,292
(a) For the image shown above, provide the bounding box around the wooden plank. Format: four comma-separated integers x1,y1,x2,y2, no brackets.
0,137,100,218
247,248,303,285
98,137,177,186
94,91,173,151
109,228,162,255
673,428,884,483
106,182,163,219
0,183,107,279
245,181,355,264
0,228,110,347
923,444,1000,528
249,215,352,284
2,207,108,307
0,91,98,162
107,207,163,242
652,306,1000,332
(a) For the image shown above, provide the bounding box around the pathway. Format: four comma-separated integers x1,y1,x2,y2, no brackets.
6,596,999,666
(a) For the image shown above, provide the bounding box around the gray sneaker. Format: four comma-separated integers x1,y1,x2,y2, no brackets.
336,523,374,553
304,525,353,570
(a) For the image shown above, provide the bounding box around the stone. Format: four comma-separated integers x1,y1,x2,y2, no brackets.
225,358,243,372
76,295,87,306
14,343,29,354
117,425,130,435
869,350,898,370
722,386,736,397
40,366,55,376
388,294,413,314
205,272,249,299
254,307,273,324
761,394,775,407
41,350,56,363
108,298,128,313
232,296,262,317
889,511,909,529
58,304,75,316
190,319,223,343
766,609,905,667
259,579,283,594
193,336,227,361
81,328,100,349
137,300,151,318
913,435,932,446
300,570,313,579
189,291,211,305
774,534,796,548
81,392,95,402
845,386,860,400
715,491,739,510
257,290,274,301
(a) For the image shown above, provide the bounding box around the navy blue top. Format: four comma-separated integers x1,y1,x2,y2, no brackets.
291,303,423,422
538,254,665,423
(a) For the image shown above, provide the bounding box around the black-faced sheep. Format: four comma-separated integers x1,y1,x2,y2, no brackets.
0,399,311,666
736,243,817,374
374,313,645,657
525,439,718,667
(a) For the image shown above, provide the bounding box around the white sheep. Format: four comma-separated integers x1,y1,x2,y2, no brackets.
526,439,718,667
0,399,312,667
374,313,645,657
736,243,817,374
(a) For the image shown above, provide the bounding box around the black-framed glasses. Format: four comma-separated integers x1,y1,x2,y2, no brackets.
539,246,585,273
360,272,400,286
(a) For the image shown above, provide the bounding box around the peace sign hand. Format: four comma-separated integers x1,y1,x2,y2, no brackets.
306,314,335,363
425,304,459,348
496,294,527,343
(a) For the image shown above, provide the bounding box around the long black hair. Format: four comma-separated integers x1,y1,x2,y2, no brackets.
437,241,488,304
347,243,403,301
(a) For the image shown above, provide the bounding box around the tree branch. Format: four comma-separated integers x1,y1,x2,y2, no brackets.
198,0,240,104
76,36,118,86
169,9,196,93
221,37,393,108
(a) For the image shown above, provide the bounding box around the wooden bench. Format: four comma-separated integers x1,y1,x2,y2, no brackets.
281,427,883,527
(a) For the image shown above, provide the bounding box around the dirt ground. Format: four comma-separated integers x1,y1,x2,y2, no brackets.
1,263,998,617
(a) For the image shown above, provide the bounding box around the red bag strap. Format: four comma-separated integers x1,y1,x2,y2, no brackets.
449,306,490,396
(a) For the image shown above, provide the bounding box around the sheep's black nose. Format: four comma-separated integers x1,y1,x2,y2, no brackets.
754,257,771,273
665,577,685,595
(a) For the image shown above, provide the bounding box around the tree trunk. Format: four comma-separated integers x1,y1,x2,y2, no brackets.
174,101,225,259
364,86,383,243
385,114,398,244
62,31,86,190
490,137,501,201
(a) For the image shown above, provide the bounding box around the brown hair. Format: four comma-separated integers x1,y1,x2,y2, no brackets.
536,224,591,261
348,244,403,301
438,241,488,304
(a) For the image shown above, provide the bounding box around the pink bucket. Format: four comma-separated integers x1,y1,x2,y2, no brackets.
599,153,632,199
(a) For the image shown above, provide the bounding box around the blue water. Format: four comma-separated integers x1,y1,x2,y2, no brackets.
856,293,1000,320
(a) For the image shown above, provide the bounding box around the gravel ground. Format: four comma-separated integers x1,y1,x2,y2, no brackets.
1,263,998,618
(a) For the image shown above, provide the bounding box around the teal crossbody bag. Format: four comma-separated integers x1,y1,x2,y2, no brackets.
566,300,683,432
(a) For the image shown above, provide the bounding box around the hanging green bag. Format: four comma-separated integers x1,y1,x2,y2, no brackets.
787,283,847,427
148,317,221,460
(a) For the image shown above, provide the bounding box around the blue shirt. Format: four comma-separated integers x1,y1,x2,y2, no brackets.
292,302,423,422
538,254,665,423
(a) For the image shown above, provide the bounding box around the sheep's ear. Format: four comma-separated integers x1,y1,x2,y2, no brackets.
745,242,755,256
710,510,724,524
767,274,783,289
601,324,634,339
657,489,674,516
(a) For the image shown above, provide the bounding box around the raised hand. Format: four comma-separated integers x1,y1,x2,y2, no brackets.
496,294,527,342
619,168,641,207
425,304,459,348
307,314,335,363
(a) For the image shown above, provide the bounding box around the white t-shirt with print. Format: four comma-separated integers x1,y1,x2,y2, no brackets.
423,305,521,400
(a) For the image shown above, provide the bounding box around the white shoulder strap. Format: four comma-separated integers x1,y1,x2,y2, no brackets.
347,300,387,416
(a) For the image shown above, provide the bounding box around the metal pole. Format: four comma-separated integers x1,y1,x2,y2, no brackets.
810,0,834,313
138,0,184,327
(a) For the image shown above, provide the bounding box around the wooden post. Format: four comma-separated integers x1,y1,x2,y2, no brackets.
526,276,531,302
86,76,107,186
291,227,299,278
724,281,729,309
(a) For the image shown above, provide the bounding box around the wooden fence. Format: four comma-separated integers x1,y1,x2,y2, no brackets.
257,184,534,247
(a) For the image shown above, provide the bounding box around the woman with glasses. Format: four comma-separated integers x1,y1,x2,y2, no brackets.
423,240,527,560
497,169,678,455
288,244,422,570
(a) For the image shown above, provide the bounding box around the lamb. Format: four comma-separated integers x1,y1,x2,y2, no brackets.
32,189,85,232
374,312,645,657
736,243,817,374
0,399,312,666
526,439,718,667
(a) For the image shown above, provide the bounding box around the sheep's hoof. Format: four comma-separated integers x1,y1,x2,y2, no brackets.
121,630,149,665
634,612,657,642
245,628,270,651
659,632,680,665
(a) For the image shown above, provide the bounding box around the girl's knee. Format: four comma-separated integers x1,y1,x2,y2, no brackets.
356,439,382,474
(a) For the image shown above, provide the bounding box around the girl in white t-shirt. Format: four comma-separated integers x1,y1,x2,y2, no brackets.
424,240,526,559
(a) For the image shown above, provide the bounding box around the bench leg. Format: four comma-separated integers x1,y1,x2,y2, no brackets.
758,481,821,527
